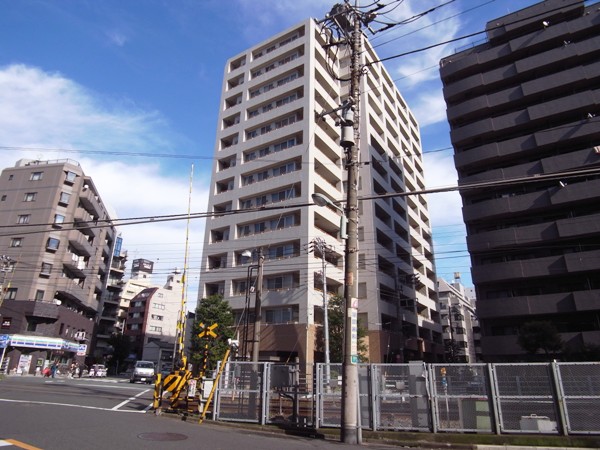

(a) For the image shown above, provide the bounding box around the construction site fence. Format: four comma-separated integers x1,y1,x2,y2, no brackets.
211,361,600,435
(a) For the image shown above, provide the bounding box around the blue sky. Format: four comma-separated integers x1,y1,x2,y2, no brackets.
0,0,544,308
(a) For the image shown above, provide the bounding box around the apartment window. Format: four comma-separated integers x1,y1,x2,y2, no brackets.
40,263,52,277
17,215,30,224
10,238,23,248
24,192,37,202
54,214,65,225
4,288,17,300
130,312,141,319
46,237,60,251
65,171,77,184
59,192,71,205
129,324,140,331
149,326,162,332
30,171,43,181
151,314,164,321
1,195,5,201
35,290,44,301
153,303,165,310
265,308,293,324
8,175,13,181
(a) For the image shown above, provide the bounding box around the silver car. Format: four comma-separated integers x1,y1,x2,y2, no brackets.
129,360,155,384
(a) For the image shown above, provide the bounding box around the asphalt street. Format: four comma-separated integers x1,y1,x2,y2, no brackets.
0,375,386,449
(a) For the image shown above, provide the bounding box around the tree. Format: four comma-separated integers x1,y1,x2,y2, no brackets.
328,295,368,363
517,320,562,359
106,332,132,375
190,294,235,374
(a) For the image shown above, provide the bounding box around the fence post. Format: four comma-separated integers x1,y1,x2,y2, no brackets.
488,363,502,435
429,364,439,433
551,361,569,436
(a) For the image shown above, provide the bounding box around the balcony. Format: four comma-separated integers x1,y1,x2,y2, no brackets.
68,231,93,257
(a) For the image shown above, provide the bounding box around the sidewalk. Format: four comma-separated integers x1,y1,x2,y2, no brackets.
164,414,600,449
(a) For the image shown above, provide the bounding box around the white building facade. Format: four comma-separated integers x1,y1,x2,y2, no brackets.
437,276,481,363
199,19,441,365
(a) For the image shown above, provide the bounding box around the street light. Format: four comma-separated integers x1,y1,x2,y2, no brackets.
312,193,347,239
242,249,264,362
313,237,332,390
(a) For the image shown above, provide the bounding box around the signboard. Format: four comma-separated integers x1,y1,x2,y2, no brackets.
349,301,358,364
132,258,154,274
77,344,87,356
0,334,9,349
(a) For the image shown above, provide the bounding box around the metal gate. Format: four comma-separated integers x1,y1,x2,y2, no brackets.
556,362,600,434
430,363,493,433
491,363,559,434
214,361,268,423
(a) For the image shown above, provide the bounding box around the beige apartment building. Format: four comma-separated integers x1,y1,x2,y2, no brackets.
0,159,119,373
199,19,441,365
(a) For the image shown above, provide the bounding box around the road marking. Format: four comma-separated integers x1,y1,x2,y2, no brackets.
3,439,42,450
0,398,147,413
111,388,151,410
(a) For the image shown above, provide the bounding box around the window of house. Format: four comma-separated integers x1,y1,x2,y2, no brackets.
153,303,165,310
149,326,162,332
17,215,30,224
40,263,52,276
1,195,6,201
8,175,13,181
54,214,65,225
11,238,23,248
59,192,71,205
5,288,17,300
35,290,44,301
151,314,164,321
65,171,77,183
265,308,293,324
46,237,60,250
24,192,36,202
30,171,43,181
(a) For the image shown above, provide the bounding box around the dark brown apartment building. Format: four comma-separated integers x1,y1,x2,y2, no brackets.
440,0,600,361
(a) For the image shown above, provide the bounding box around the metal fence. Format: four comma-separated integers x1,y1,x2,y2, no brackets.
211,361,600,435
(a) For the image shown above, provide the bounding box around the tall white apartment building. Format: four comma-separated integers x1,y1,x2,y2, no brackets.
199,19,441,365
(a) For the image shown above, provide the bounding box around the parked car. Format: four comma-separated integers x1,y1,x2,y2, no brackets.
89,364,107,377
130,360,155,384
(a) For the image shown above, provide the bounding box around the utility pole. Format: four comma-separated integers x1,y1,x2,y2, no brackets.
320,1,384,443
251,248,264,362
340,3,362,444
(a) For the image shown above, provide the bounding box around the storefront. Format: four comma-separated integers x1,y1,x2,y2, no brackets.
0,334,86,375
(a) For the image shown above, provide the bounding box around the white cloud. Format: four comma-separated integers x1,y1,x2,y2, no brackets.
408,87,448,128
0,63,205,306
423,151,462,228
105,30,128,47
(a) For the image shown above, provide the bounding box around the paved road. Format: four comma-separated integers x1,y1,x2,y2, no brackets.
0,375,386,449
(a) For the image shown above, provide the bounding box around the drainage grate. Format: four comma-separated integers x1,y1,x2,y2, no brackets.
138,432,188,442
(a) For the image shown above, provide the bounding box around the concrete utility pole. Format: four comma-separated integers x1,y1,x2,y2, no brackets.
340,3,362,444
251,249,265,362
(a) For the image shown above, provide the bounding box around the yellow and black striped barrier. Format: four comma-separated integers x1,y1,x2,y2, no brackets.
153,373,162,411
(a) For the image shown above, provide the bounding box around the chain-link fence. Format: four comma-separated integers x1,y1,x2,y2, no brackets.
212,361,600,435
431,363,493,433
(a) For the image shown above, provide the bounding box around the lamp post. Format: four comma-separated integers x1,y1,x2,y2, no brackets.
313,236,332,389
